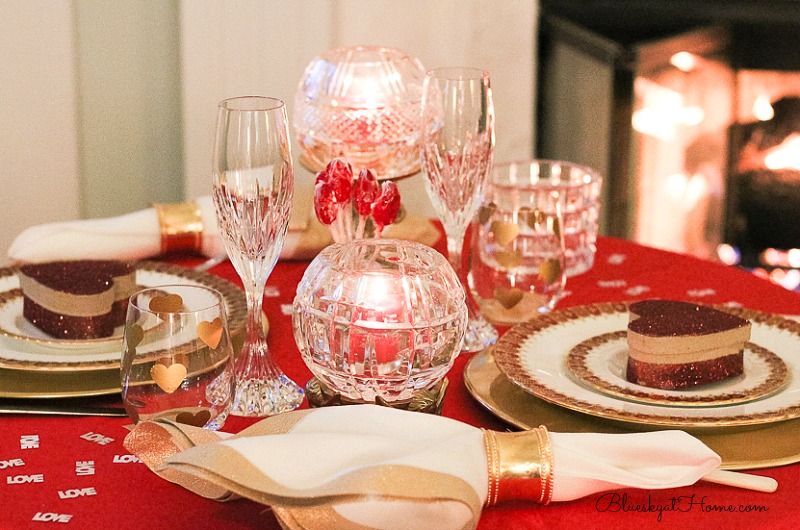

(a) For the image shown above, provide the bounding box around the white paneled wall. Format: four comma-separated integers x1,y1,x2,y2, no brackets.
0,0,81,265
179,0,336,198
180,0,539,217
0,1,538,263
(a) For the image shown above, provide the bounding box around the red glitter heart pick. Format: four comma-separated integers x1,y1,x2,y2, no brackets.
371,181,401,230
353,169,380,217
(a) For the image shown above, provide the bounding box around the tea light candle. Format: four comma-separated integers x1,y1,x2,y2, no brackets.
348,273,407,372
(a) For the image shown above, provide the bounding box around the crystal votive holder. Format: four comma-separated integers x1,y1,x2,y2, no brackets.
293,239,467,405
293,45,426,179
490,160,603,276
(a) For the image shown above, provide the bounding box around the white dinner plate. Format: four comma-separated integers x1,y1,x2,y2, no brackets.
0,262,246,372
494,302,800,428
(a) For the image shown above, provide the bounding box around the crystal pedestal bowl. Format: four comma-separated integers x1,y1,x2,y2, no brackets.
293,45,426,179
293,239,467,406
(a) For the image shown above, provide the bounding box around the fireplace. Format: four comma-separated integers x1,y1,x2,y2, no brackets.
536,1,800,289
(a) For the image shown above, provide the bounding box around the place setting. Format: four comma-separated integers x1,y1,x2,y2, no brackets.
463,300,800,469
0,260,246,398
491,302,800,429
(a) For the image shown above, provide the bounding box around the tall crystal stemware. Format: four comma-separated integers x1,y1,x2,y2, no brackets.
212,96,303,416
420,67,498,352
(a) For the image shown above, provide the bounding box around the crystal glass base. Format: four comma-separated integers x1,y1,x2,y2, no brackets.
461,311,499,353
231,376,305,417
305,377,448,415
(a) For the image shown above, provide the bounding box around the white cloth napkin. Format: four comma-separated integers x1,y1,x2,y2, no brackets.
8,189,440,264
8,196,225,263
124,405,720,530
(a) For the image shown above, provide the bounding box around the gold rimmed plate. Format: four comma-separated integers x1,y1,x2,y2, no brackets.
493,303,800,429
567,331,789,407
0,261,246,372
0,365,121,398
465,348,800,470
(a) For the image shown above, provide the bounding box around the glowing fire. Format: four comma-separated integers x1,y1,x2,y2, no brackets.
670,52,698,72
631,79,705,140
752,95,775,121
763,133,800,170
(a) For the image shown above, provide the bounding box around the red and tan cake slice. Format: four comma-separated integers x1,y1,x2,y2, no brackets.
626,300,751,390
18,260,135,339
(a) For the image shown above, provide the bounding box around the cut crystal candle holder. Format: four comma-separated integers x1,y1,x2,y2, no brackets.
293,239,467,406
293,45,426,179
490,160,603,276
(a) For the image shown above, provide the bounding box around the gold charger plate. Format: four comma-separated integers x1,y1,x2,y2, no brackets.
0,365,121,399
465,348,800,470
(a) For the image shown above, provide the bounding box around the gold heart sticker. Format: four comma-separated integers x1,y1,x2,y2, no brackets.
490,221,519,247
150,363,187,394
149,294,184,314
197,317,223,349
477,202,497,225
175,410,212,428
552,217,561,239
125,324,144,350
495,249,522,269
517,206,533,229
539,258,563,285
494,286,524,309
519,208,546,230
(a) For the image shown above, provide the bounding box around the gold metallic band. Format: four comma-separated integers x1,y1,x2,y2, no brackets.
482,426,553,506
535,425,554,505
153,202,204,255
482,429,501,506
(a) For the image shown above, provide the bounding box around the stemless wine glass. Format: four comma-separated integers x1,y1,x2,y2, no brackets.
212,96,304,416
421,67,498,352
121,285,235,430
468,169,567,325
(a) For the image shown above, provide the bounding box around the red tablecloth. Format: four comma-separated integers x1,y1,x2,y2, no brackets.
3,235,800,529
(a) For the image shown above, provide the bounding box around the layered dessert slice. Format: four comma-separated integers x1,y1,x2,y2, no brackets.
101,261,137,322
18,260,135,339
626,300,751,390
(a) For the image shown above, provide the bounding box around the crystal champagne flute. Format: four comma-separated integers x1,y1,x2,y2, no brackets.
421,67,498,352
212,96,303,416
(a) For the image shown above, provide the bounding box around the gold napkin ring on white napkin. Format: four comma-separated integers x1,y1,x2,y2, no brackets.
153,202,204,254
482,426,554,507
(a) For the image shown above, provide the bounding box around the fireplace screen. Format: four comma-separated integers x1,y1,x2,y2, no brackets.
538,18,800,289
631,29,734,260
632,30,800,289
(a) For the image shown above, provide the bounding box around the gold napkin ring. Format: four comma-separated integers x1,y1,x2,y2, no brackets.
482,426,553,506
153,202,204,255
535,425,554,505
